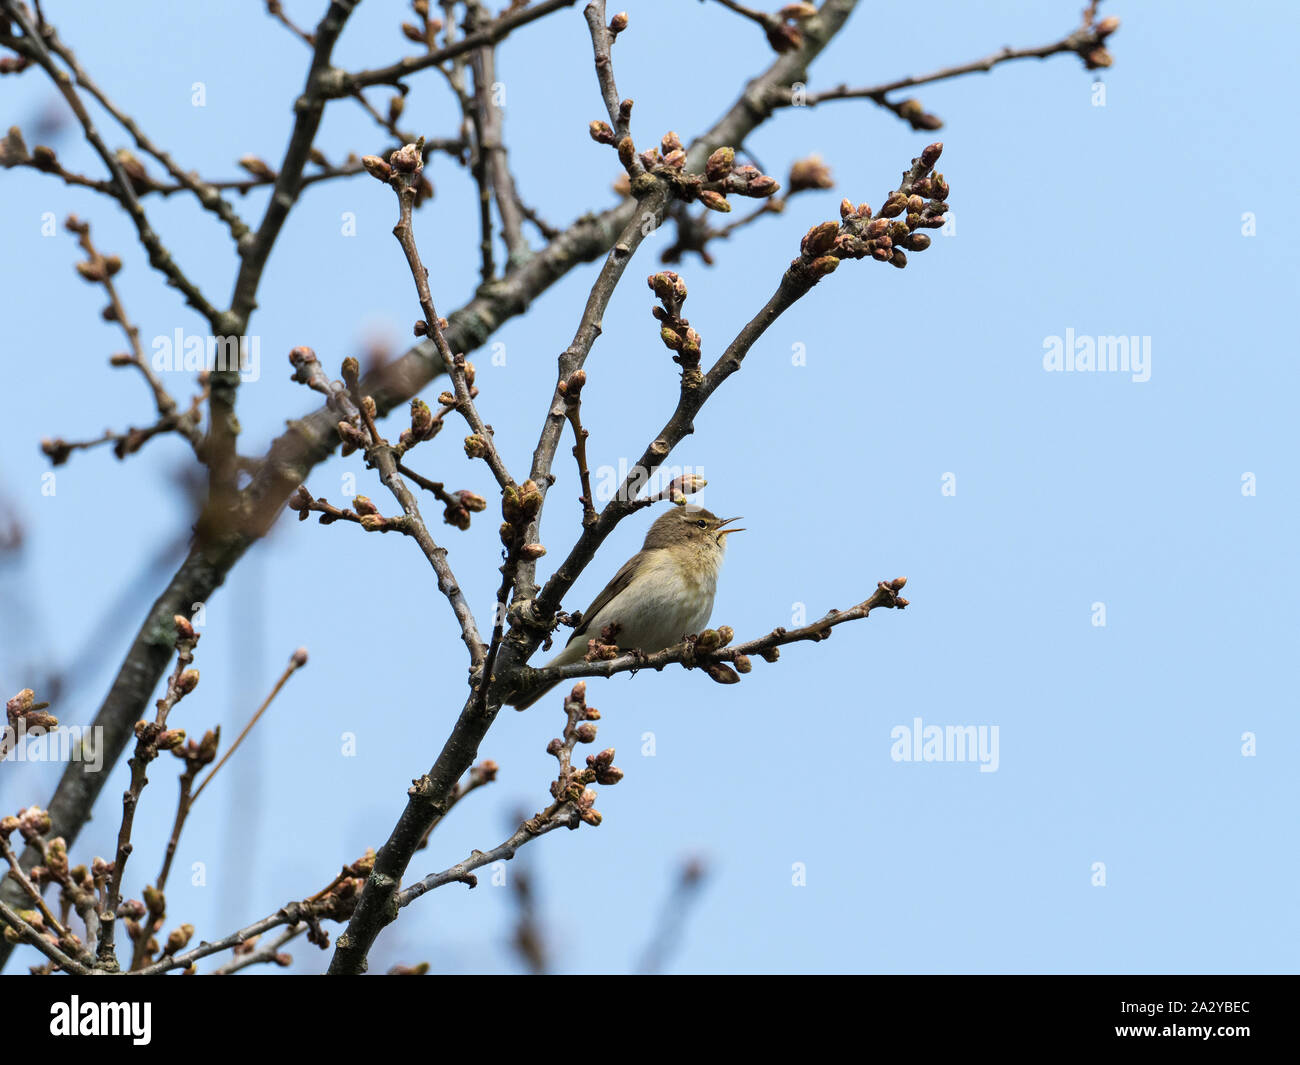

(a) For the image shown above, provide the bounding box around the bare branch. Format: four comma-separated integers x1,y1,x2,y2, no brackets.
334,0,580,96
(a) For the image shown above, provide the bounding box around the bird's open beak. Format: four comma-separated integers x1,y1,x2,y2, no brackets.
716,516,746,537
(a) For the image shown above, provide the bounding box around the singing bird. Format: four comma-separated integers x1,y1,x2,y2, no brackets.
508,506,744,710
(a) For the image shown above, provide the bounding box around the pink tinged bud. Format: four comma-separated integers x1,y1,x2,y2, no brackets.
410,398,433,437
157,729,186,751
559,368,587,398
589,120,615,145
165,924,194,954
291,647,309,668
810,255,839,277
6,688,36,717
519,543,547,561
198,728,220,762
919,142,943,169
705,146,735,182
704,662,741,685
389,143,423,174
177,670,200,696
361,155,391,181
666,474,707,502
802,220,840,257
699,189,730,213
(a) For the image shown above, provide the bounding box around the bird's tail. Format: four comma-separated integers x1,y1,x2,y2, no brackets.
507,677,560,712
506,638,587,711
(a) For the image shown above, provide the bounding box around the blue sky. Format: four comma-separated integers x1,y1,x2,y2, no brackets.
1,0,1295,974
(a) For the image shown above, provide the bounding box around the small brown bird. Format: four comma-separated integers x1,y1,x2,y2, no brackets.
508,506,744,710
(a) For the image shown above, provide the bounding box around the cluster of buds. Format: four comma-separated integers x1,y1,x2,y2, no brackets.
63,215,123,285
1076,13,1120,69
697,3,816,56
73,252,122,284
399,397,438,453
648,271,703,377
499,478,544,552
759,3,817,53
170,725,220,772
683,626,749,684
411,313,449,339
303,849,376,945
594,123,780,209
441,488,487,531
534,682,623,830
665,137,779,211
361,138,434,205
161,922,195,958
288,344,324,388
123,883,169,961
792,142,949,280
557,367,587,407
879,575,910,607
401,0,444,50
38,437,73,467
662,472,709,506
6,688,57,732
576,621,623,663
0,805,52,844
134,717,187,752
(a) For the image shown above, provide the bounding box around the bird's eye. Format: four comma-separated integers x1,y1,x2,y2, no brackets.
695,520,708,529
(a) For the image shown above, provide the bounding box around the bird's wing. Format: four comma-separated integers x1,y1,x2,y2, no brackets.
567,551,644,644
